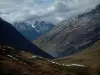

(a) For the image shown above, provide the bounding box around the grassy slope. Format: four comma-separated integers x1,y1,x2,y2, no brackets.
0,52,66,75
0,46,94,75
55,40,100,69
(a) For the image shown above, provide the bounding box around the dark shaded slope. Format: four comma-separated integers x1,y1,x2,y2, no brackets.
0,18,53,58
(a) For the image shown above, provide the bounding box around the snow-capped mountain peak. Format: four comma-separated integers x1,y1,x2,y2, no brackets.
13,21,55,41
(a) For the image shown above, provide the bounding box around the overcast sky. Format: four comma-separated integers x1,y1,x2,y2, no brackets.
0,0,100,24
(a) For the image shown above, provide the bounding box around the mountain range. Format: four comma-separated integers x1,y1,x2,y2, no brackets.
0,3,100,75
14,21,55,41
34,4,100,57
0,18,53,58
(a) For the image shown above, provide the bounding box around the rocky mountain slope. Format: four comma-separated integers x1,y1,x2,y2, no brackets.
0,18,53,58
34,4,100,57
14,21,55,41
0,45,97,75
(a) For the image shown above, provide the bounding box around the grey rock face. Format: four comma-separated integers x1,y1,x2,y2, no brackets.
34,4,100,57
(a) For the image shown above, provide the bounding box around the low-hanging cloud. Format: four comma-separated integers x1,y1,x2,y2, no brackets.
0,0,100,24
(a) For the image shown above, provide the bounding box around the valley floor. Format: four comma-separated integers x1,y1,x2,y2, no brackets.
0,45,100,75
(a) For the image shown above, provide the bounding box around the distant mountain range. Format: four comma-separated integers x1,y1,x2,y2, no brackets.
14,21,55,41
34,4,100,57
0,18,53,58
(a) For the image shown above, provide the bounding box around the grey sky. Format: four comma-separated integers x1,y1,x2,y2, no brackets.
0,0,100,24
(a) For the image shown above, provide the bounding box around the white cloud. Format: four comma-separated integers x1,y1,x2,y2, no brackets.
0,0,100,24
47,5,55,11
56,16,64,22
